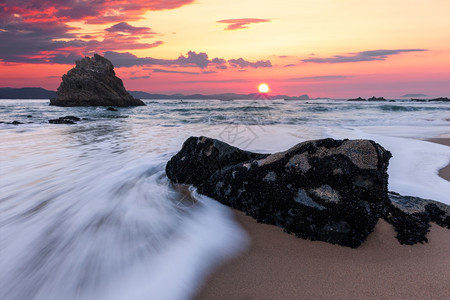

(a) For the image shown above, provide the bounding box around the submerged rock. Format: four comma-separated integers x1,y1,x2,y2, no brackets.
167,136,449,248
50,54,145,107
49,116,81,124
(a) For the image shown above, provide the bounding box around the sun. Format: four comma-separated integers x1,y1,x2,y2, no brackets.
258,83,269,93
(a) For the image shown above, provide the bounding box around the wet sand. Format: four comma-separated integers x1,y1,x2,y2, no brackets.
195,137,450,300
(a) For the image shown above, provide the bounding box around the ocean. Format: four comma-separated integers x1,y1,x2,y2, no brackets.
1,98,449,300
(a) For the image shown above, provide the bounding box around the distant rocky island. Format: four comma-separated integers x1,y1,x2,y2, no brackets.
50,54,145,107
348,96,387,101
348,96,449,102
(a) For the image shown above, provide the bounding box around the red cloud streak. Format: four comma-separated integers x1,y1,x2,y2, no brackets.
217,18,270,30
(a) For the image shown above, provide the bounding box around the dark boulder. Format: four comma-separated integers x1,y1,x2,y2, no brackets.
167,137,450,247
49,116,81,124
50,54,145,107
167,136,393,248
106,107,118,111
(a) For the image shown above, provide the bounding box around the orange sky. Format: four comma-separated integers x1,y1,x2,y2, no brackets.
1,0,449,98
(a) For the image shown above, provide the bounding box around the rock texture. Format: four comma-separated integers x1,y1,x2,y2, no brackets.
50,54,145,107
167,137,391,247
383,192,450,245
166,136,449,248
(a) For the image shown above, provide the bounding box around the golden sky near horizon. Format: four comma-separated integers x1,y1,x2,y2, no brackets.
1,0,449,97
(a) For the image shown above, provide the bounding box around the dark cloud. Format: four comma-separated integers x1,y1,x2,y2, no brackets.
228,58,272,68
302,49,427,63
85,39,163,52
212,58,226,64
105,22,155,35
103,51,163,67
104,51,211,68
1,1,195,23
286,75,348,82
0,0,194,63
130,75,151,80
104,51,272,70
284,64,296,67
174,51,210,69
174,79,250,84
217,18,270,30
152,68,199,75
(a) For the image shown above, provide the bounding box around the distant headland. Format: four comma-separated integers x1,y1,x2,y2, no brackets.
0,87,310,101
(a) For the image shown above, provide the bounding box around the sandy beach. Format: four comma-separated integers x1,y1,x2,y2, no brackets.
195,137,450,300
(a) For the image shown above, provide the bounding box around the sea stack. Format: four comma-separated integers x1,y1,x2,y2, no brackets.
50,54,145,107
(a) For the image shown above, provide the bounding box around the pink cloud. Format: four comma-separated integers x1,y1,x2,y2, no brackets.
302,49,427,63
217,18,270,30
105,22,156,36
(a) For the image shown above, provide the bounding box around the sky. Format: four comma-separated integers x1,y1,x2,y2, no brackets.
1,0,449,98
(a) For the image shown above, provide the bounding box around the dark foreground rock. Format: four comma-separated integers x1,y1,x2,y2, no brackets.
50,54,145,107
167,137,392,248
166,136,449,248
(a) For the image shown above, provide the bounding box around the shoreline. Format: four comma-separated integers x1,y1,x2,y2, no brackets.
195,136,450,300
425,137,450,181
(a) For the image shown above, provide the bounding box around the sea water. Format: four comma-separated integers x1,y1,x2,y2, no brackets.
1,99,449,299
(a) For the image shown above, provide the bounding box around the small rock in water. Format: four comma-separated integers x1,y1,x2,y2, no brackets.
27,115,32,118
11,120,23,125
107,107,118,111
49,116,81,124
